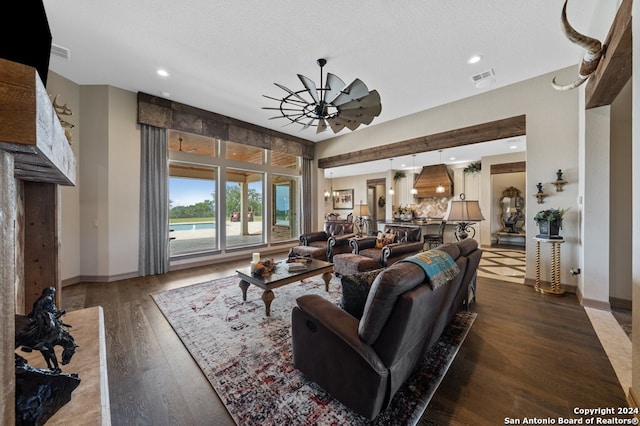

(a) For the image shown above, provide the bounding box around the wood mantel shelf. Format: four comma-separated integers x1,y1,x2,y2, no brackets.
0,58,76,186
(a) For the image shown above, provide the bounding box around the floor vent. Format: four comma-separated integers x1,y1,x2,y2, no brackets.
51,43,70,61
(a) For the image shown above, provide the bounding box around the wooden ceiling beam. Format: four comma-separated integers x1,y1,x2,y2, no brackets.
585,0,632,109
317,115,526,169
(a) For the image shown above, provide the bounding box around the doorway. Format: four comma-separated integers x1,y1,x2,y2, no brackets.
367,178,386,233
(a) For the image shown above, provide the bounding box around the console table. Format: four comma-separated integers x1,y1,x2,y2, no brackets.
496,231,526,245
534,237,565,295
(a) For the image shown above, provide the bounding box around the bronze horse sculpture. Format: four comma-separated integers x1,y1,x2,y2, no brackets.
15,287,78,374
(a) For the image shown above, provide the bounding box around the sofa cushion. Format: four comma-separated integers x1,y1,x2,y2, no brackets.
340,268,384,319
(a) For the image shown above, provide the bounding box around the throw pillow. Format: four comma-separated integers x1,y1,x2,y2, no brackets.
340,268,384,319
375,232,396,249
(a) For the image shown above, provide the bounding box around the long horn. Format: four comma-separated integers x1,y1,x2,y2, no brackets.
560,0,602,54
552,0,604,91
551,76,587,91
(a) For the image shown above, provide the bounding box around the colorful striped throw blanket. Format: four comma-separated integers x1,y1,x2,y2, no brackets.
401,249,460,289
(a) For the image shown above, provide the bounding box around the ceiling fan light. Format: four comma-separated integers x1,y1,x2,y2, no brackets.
265,59,381,134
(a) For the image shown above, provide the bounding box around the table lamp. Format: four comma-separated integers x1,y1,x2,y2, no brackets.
356,203,371,236
444,194,485,240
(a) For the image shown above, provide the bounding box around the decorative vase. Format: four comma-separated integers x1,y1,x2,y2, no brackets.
537,221,561,239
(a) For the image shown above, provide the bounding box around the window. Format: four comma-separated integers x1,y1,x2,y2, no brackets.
167,130,301,259
169,163,217,256
271,151,298,169
226,141,264,164
225,169,263,248
272,175,299,241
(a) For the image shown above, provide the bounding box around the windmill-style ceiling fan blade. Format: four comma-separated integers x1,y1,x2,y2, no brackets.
338,111,376,125
327,117,346,133
297,74,319,103
332,79,370,106
274,83,308,103
338,90,381,112
316,118,327,134
325,73,346,103
344,119,361,131
301,118,315,130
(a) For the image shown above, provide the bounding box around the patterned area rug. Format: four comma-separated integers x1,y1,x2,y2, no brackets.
152,274,476,425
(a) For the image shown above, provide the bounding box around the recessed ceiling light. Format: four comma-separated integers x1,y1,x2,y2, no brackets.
449,157,456,161
467,55,483,64
510,145,518,149
161,91,171,98
157,69,170,77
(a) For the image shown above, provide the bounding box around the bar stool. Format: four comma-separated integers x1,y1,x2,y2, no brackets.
424,221,446,249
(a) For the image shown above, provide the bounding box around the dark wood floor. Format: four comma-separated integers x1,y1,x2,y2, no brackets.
61,251,630,426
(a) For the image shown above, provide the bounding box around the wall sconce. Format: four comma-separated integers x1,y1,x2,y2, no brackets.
535,182,547,204
553,169,567,192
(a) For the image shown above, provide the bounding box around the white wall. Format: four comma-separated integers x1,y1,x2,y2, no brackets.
316,67,580,290
610,81,632,303
107,87,140,278
79,86,111,279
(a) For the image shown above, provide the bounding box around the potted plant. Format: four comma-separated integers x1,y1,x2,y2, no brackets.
463,161,481,174
533,208,569,239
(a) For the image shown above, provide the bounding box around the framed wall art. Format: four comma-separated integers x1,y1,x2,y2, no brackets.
333,189,354,210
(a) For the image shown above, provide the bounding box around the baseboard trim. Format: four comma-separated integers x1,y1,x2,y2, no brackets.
610,297,632,311
523,278,576,294
63,271,139,285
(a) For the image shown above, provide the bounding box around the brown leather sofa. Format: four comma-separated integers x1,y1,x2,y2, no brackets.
288,220,355,261
291,238,482,420
349,224,423,267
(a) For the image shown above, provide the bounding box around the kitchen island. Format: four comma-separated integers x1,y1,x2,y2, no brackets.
376,220,461,247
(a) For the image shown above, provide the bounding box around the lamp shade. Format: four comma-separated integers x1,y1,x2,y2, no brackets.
444,200,485,222
356,203,371,217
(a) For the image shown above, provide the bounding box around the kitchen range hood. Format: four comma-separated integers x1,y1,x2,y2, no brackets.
413,165,453,197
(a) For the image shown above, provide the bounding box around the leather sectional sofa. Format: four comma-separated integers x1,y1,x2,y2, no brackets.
291,238,482,420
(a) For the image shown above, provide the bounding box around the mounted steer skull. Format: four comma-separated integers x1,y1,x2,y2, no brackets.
551,0,605,91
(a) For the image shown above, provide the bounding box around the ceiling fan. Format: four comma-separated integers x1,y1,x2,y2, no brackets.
263,58,382,134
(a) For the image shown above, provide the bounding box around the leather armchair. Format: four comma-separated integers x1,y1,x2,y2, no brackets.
349,225,423,267
289,221,355,261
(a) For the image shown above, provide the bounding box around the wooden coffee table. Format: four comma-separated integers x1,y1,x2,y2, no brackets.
236,259,333,316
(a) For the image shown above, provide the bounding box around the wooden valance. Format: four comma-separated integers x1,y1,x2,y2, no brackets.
137,92,315,160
